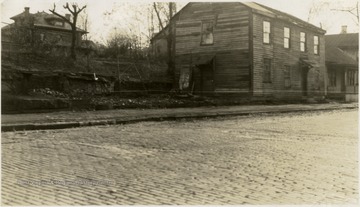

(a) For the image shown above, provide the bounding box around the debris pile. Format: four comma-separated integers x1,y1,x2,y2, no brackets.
30,88,69,98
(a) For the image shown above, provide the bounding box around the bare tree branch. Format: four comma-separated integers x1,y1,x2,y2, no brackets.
49,4,72,25
153,2,165,32
331,2,359,26
49,3,87,60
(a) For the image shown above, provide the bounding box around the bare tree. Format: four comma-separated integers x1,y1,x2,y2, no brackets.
78,9,90,40
153,2,176,75
307,0,359,32
49,3,86,60
331,2,359,26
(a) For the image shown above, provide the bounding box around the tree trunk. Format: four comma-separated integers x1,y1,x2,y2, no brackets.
71,26,77,60
168,3,175,84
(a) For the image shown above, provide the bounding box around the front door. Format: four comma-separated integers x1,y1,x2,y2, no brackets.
199,64,214,95
301,67,310,96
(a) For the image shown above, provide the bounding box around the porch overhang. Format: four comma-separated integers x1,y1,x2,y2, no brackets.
299,58,319,69
192,55,215,67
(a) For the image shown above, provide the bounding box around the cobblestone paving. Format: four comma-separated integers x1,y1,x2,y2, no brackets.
1,109,358,205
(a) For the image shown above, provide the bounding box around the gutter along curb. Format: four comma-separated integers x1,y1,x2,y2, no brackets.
1,105,356,132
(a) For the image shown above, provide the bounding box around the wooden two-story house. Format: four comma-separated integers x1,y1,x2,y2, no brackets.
1,7,87,52
151,2,326,99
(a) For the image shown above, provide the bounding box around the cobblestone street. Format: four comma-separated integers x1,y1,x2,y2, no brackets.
1,109,358,205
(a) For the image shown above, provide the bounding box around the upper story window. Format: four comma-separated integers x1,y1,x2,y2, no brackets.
284,27,290,48
263,21,271,44
314,36,319,55
300,32,306,52
201,21,214,45
54,21,64,27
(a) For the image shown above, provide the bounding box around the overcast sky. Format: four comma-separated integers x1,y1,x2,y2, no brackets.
1,0,359,45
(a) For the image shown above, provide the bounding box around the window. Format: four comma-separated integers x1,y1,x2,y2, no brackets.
314,36,319,54
300,32,306,52
284,65,291,88
201,21,214,45
263,21,271,44
284,27,290,48
54,21,64,27
40,33,45,41
328,70,336,87
263,58,272,83
346,70,357,86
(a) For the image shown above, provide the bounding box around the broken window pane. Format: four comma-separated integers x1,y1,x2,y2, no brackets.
201,21,214,45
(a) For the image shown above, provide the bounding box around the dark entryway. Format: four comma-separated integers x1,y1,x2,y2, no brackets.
198,63,214,94
301,67,310,96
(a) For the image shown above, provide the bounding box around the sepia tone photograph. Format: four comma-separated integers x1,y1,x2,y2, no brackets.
1,0,358,205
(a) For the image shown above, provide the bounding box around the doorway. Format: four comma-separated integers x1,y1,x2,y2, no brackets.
301,67,310,96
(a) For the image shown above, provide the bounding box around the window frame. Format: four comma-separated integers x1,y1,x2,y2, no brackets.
314,35,319,55
300,32,306,52
263,21,271,44
328,70,336,87
284,65,291,88
284,27,290,49
263,58,272,83
200,21,214,46
346,70,357,86
40,33,45,42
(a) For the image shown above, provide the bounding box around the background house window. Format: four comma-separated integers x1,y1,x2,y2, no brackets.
263,58,272,83
54,21,64,27
300,32,306,52
284,65,291,88
201,21,214,45
40,33,45,41
263,21,271,44
314,36,319,54
284,27,290,48
346,70,357,86
328,71,336,87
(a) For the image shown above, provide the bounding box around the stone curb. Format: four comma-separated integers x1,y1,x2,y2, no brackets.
1,106,357,132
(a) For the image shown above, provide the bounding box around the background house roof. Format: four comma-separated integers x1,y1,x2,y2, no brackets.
325,33,358,66
325,45,358,66
8,9,86,33
325,33,359,48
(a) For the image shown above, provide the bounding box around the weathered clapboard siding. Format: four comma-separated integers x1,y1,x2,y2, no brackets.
175,2,251,93
153,2,327,98
251,12,326,98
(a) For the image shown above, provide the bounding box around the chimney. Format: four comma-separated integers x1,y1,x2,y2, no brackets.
24,7,30,14
341,25,347,34
65,14,71,21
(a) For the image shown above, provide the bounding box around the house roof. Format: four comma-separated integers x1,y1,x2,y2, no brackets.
325,33,359,48
151,2,325,41
244,2,325,34
325,45,358,66
8,10,86,33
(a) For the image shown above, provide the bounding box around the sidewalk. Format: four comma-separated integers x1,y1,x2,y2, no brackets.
1,103,358,131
